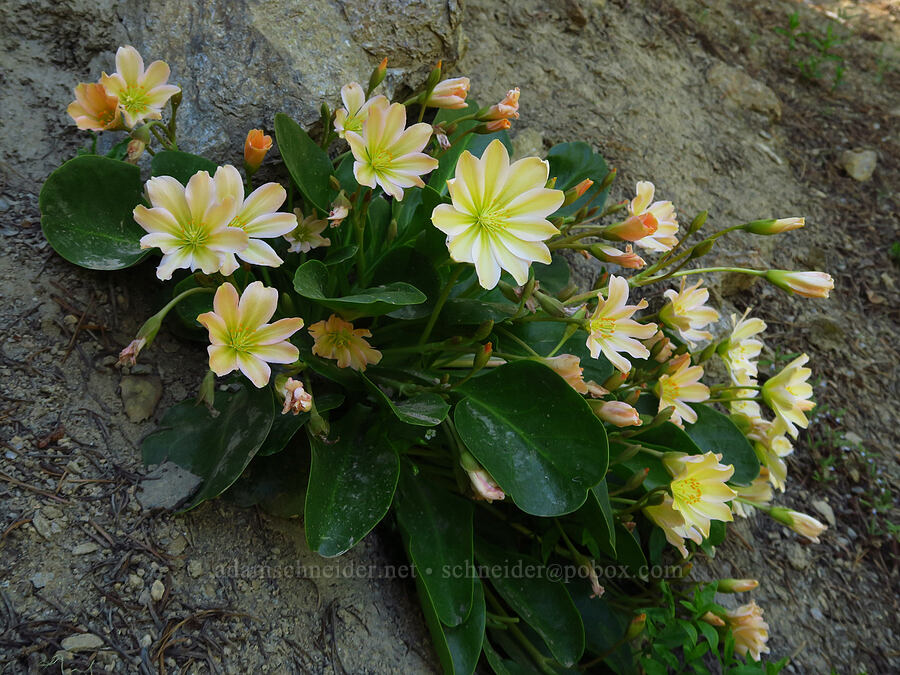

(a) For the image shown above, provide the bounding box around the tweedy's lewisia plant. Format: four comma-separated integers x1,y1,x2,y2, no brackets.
41,46,839,673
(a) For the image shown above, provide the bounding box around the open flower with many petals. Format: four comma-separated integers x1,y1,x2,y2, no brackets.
725,603,770,661
432,139,564,289
284,208,330,253
425,77,470,109
67,82,122,131
134,172,248,280
644,494,703,558
627,181,679,252
308,314,382,371
101,45,180,127
660,278,720,346
213,165,297,269
667,451,736,538
584,275,656,373
761,353,814,438
333,82,387,139
751,418,794,491
719,309,766,382
655,354,710,426
197,282,303,388
345,98,438,201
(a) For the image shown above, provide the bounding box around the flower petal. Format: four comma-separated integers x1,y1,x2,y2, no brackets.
145,176,190,224
243,212,297,237
237,352,272,387
214,165,245,205
238,281,278,329
240,183,287,222
254,317,304,345
208,345,238,376
116,45,143,86
213,282,240,328
134,205,181,236
139,232,181,253
495,157,549,207
156,248,191,280
184,170,215,223
236,239,283,267
432,203,474,236
197,311,229,344
251,341,300,364
141,60,171,90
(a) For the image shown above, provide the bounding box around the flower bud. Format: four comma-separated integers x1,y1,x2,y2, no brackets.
625,613,647,641
602,370,628,392
690,240,714,259
622,467,650,492
472,320,494,342
459,450,504,502
125,138,146,164
590,244,646,269
197,369,216,408
562,179,594,207
534,290,568,317
425,75,470,109
602,213,658,242
117,337,147,368
596,167,617,194
481,87,520,122
472,342,493,373
662,451,689,477
765,270,833,298
328,193,352,227
367,57,388,94
644,330,674,363
281,377,313,415
477,119,511,133
591,400,642,427
424,60,443,92
243,129,273,173
718,578,759,593
700,611,726,627
688,210,708,235
769,507,827,542
744,217,805,235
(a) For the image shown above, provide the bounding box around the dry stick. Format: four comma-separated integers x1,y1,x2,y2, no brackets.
62,295,96,362
0,471,69,504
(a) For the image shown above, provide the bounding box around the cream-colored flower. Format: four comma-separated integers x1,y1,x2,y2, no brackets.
308,314,382,371
197,282,303,388
732,468,774,517
627,181,679,252
725,602,770,661
285,208,330,253
660,278,720,346
750,418,794,491
345,98,438,201
333,82,387,139
761,353,814,438
282,378,313,415
460,449,505,502
543,355,589,394
771,508,827,543
668,451,736,538
432,139,564,289
719,309,766,382
212,165,297,270
644,494,703,558
584,275,656,373
67,82,122,131
643,330,674,363
101,45,180,127
656,354,710,426
425,77,470,109
594,401,641,427
134,172,248,280
765,270,833,298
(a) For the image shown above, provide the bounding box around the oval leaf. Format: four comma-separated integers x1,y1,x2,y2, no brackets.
363,374,449,427
686,404,760,485
40,155,148,270
455,361,608,516
274,113,335,213
416,575,485,675
304,408,399,557
546,142,612,218
150,150,218,183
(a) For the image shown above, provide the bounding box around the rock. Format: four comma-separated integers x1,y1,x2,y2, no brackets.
512,128,546,161
60,633,104,652
786,543,810,570
150,579,166,602
31,510,61,539
30,571,54,589
136,462,203,511
42,505,63,519
72,542,99,555
140,634,153,648
812,499,836,527
128,573,144,589
839,150,877,181
120,376,163,423
707,63,782,120
188,560,203,579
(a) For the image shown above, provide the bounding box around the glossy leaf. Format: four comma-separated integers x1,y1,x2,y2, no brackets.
257,393,344,456
274,112,335,213
40,155,148,270
150,150,217,183
505,322,614,383
417,575,485,675
686,404,760,485
304,408,399,556
575,481,616,558
293,259,426,318
476,539,585,666
454,361,608,516
441,298,517,325
142,382,275,509
614,523,648,579
568,578,636,674
225,435,311,517
396,467,474,626
363,374,450,427
546,142,612,218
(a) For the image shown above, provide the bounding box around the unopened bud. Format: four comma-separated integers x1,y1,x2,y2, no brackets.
367,57,388,94
696,341,717,363
545,176,557,190
329,175,342,191
612,444,642,464
125,139,146,164
472,320,494,342
497,280,520,303
590,400,642,427
688,210,708,235
718,578,759,593
596,167,617,194
625,614,647,641
472,342,493,372
534,290,568,317
769,507,827,542
765,270,833,299
690,240,714,259
197,369,216,408
243,129,273,173
480,87,520,122
459,449,504,502
602,370,628,391
603,213,658,242
590,244,646,269
424,60,444,92
557,281,578,302
700,611,726,627
744,217,805,235
622,467,649,492
562,179,594,206
387,218,398,244
476,119,511,133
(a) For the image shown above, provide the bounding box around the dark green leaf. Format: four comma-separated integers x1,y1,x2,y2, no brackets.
142,382,275,509
533,254,571,295
686,404,760,485
615,523,648,579
363,374,450,426
546,142,612,218
40,155,148,270
274,113,335,213
579,481,616,558
396,466,474,626
150,150,218,183
323,244,358,267
304,407,399,556
257,393,343,456
455,361,608,516
441,298,517,324
568,578,636,674
225,434,310,517
417,575,485,675
505,323,614,383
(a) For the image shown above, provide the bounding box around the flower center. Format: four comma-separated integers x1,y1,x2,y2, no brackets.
672,477,702,505
590,317,616,339
226,324,257,352
369,147,394,173
180,221,210,248
119,86,150,115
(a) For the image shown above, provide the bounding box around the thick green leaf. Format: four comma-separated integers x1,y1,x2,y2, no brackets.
225,434,310,517
546,142,612,218
257,393,344,456
274,113,335,213
150,150,218,183
396,467,474,626
40,155,148,270
568,579,636,674
610,443,672,492
482,637,540,675
304,408,399,556
142,383,275,509
505,323,614,383
441,298,517,325
476,539,585,666
686,404,760,485
293,259,426,318
455,361,608,516
370,246,441,320
614,523,648,579
575,481,616,558
363,374,449,426
417,575,485,675
323,244,358,267
533,253,571,295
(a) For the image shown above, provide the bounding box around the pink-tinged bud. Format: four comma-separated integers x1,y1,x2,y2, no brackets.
281,378,313,415
744,217,805,235
482,87,520,121
700,611,726,627
591,244,646,269
625,614,647,640
594,401,642,427
244,129,273,173
765,270,833,299
367,57,388,93
718,578,759,593
425,77,470,109
328,193,352,227
434,129,451,150
562,178,593,207
603,212,658,242
125,139,146,164
770,508,827,542
602,370,628,392
117,338,146,367
587,564,604,598
459,450,504,502
482,119,511,133
644,330,674,363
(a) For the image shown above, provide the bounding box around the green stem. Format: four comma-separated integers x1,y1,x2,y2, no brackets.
419,264,464,345
496,327,541,357
483,588,557,675
638,266,765,286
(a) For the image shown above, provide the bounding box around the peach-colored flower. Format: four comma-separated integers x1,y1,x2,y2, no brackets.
585,276,656,373
308,314,382,371
460,449,504,502
426,77,470,109
333,82,388,139
725,603,770,661
603,213,658,242
627,181,679,252
285,209,330,253
592,244,645,269
718,579,759,593
67,82,122,131
483,87,520,120
595,401,642,427
197,282,303,388
655,354,710,426
483,119,511,132
660,278,720,346
244,129,272,172
282,378,313,415
101,45,180,127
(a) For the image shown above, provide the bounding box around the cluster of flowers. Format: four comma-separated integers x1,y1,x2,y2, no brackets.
68,46,838,665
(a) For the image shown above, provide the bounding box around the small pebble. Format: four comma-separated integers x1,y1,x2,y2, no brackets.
60,633,104,652
150,579,165,602
72,542,99,555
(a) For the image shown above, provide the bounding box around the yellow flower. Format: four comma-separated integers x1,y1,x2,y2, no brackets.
67,82,122,131
725,602,770,661
668,451,736,538
643,494,703,558
133,172,248,280
732,468,773,517
719,309,766,383
244,129,272,172
656,354,710,426
765,270,833,298
285,208,330,253
197,282,303,388
425,77,470,109
627,181,679,252
101,45,180,127
750,418,793,491
345,98,438,201
333,82,387,139
660,278,720,346
432,139,564,289
213,165,297,270
585,275,656,373
308,314,382,371
761,353,814,438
